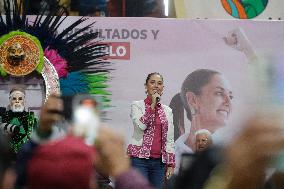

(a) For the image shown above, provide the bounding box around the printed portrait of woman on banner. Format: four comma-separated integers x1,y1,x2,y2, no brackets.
170,69,233,172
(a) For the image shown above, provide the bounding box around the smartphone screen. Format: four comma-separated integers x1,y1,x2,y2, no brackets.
180,153,196,172
60,94,99,121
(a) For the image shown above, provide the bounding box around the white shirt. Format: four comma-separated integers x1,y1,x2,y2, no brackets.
174,133,194,173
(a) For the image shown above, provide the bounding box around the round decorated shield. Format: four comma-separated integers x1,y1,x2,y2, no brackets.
0,31,43,76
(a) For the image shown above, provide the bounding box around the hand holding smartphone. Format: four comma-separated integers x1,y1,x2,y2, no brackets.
251,57,284,172
46,94,101,145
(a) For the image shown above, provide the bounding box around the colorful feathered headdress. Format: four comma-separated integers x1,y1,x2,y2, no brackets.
0,0,111,106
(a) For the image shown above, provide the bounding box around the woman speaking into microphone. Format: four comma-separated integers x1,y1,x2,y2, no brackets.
127,72,175,189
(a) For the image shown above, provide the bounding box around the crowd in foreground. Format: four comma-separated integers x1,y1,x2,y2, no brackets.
1,92,284,189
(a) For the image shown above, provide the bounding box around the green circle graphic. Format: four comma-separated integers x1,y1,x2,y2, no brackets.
221,0,268,19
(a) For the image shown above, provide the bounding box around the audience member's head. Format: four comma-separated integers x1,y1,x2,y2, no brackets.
27,136,96,189
194,129,212,152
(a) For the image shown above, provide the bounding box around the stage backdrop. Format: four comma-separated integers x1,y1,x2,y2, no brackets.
62,17,284,146
1,17,284,148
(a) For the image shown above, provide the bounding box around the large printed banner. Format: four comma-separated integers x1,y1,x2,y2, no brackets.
67,17,283,144
1,17,284,154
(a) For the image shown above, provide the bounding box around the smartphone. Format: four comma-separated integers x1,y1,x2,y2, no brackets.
67,94,100,145
60,94,99,121
179,153,197,173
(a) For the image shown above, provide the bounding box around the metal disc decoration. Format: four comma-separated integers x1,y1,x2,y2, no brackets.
0,31,44,76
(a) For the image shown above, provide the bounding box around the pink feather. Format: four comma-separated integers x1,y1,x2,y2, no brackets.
44,47,68,78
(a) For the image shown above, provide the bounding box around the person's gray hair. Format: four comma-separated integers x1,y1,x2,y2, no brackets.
194,129,212,142
9,87,26,98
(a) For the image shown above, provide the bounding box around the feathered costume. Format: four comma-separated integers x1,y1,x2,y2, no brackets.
0,0,111,154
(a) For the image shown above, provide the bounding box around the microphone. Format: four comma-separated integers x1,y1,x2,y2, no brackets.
156,97,160,102
156,97,161,107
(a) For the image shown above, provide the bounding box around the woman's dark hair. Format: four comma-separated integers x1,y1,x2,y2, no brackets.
145,72,163,84
169,93,185,141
